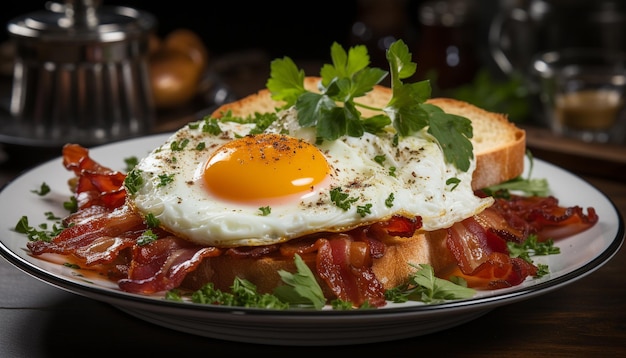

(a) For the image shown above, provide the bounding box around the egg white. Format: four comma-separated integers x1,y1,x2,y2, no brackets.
127,110,493,247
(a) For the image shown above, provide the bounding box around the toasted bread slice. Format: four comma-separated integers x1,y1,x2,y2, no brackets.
212,76,526,190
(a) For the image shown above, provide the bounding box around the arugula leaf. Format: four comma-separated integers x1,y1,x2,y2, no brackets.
266,40,474,172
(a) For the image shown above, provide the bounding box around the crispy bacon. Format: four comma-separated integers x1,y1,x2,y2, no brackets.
26,144,600,307
27,205,145,256
444,195,598,289
316,234,386,307
62,143,126,210
489,195,598,241
119,237,221,294
377,215,422,237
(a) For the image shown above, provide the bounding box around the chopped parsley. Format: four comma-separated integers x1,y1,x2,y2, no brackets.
258,206,271,216
201,118,223,135
170,139,189,151
446,177,461,190
137,229,158,246
63,196,78,213
124,169,144,195
157,173,174,187
145,213,160,228
385,193,395,207
214,110,279,135
31,182,50,196
329,186,358,211
14,215,64,242
356,203,373,217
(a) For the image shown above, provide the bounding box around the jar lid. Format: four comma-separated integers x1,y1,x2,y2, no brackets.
7,0,156,43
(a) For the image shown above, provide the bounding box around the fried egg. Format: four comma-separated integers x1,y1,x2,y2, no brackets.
127,108,493,247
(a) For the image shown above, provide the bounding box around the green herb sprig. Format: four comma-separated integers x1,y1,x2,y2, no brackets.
385,264,476,304
267,40,474,172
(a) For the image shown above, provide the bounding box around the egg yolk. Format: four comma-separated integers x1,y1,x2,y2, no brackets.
203,133,331,204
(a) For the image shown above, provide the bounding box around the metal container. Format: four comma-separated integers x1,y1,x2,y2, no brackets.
5,0,156,147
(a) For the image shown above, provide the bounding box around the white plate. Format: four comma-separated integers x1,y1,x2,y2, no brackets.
0,133,623,346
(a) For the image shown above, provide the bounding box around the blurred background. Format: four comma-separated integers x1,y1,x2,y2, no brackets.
1,0,626,174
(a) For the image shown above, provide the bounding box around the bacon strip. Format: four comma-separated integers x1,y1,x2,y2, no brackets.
27,205,144,256
316,234,386,307
444,194,598,289
119,237,221,294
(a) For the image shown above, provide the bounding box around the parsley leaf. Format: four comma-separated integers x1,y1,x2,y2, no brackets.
385,264,476,304
136,229,158,246
266,40,474,172
507,235,560,263
329,187,358,211
274,254,326,309
31,182,50,196
482,151,550,197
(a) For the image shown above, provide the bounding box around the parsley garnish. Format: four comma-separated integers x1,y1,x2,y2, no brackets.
14,215,65,242
385,263,476,304
170,139,189,151
446,177,461,190
190,278,289,310
124,169,143,195
482,150,550,197
124,156,139,172
258,206,271,216
356,203,373,217
507,234,560,278
385,193,395,207
507,235,560,263
31,182,50,196
215,109,278,134
157,173,174,187
145,213,160,228
137,229,158,246
266,40,473,172
274,254,327,309
201,118,223,135
63,196,78,213
167,254,324,310
329,187,358,211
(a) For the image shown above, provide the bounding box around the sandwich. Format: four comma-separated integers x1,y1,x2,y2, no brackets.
22,40,598,308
